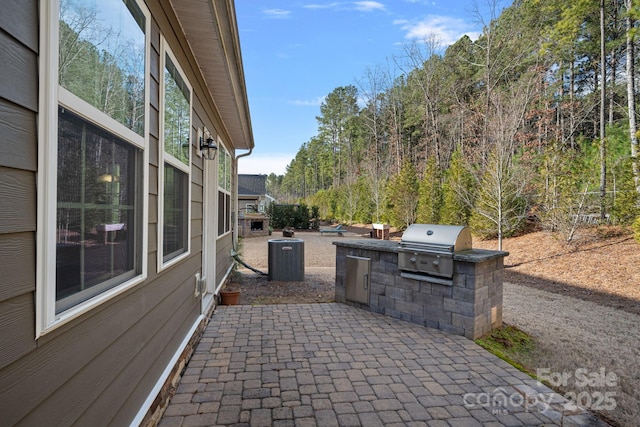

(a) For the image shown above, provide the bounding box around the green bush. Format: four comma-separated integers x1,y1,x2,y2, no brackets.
611,158,640,225
267,203,316,229
633,216,640,244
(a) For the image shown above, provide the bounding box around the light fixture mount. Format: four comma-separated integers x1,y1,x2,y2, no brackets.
199,129,218,160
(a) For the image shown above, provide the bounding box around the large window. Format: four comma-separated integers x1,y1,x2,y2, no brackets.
38,0,149,335
56,108,141,312
218,144,232,236
160,44,191,267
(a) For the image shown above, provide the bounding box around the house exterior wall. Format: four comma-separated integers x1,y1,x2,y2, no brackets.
239,196,260,213
0,1,243,425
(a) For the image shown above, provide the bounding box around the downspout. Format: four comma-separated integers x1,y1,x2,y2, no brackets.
233,148,253,250
236,147,253,160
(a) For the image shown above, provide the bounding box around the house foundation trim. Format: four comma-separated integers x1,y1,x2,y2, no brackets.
132,313,205,427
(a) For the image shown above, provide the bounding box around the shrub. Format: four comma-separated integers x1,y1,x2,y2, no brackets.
267,203,316,229
633,216,640,244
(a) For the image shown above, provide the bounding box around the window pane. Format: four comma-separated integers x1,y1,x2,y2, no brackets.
163,164,188,261
59,0,146,135
226,154,231,190
56,107,140,312
218,146,225,189
225,194,231,232
164,54,190,165
218,191,225,236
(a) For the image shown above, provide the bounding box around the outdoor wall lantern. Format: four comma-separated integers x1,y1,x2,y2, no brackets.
199,128,218,160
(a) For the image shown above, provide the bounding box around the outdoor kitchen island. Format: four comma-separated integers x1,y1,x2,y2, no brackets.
334,235,508,340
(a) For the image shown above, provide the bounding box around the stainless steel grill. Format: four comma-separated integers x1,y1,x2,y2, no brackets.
398,224,472,278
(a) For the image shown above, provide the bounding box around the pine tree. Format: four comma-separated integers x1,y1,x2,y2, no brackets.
416,156,442,224
384,159,419,229
440,148,473,226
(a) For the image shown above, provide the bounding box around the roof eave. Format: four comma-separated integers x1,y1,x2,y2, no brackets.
169,0,254,151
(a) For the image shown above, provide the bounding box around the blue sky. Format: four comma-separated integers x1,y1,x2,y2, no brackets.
235,1,491,175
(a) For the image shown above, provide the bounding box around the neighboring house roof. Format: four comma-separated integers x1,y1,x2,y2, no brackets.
238,174,267,196
170,0,253,151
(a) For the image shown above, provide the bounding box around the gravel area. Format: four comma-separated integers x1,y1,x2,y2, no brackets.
230,228,639,426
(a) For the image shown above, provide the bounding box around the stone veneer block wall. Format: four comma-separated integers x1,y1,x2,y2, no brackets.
238,216,270,238
334,240,507,340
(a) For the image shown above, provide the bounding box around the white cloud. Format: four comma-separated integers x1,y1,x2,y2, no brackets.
263,9,291,18
304,2,341,9
290,96,326,107
353,1,386,12
238,153,294,176
303,2,386,12
397,15,480,46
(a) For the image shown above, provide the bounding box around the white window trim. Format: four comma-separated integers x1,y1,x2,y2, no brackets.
217,139,233,239
36,0,150,338
158,38,192,271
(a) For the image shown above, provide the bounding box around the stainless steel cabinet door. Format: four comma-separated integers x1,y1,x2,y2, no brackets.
345,255,370,304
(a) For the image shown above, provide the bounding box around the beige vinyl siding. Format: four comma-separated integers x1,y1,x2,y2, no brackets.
0,99,38,172
217,233,235,285
0,0,39,375
0,30,38,112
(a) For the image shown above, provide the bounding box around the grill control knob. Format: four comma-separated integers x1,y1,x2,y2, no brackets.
410,257,416,263
432,260,439,267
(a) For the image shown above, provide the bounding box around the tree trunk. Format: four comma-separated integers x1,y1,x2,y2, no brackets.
609,2,618,127
626,0,640,196
599,0,608,220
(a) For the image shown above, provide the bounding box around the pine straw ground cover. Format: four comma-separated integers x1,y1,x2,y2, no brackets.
230,225,639,426
473,226,640,316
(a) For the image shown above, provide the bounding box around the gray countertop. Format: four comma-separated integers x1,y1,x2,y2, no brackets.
333,239,508,262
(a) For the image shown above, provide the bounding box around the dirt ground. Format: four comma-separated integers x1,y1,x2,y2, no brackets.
229,225,639,427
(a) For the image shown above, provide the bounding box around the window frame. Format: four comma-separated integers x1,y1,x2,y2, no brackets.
36,0,150,337
158,39,192,271
217,141,232,237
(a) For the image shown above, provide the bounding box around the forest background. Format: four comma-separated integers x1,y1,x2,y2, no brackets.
263,0,640,249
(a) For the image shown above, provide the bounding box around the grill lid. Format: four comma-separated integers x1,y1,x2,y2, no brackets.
400,224,472,252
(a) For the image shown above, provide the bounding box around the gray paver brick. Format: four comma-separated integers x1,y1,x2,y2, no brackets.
329,391,358,403
378,410,403,424
163,403,199,417
280,390,300,402
294,417,317,427
182,413,218,427
358,411,384,427
427,406,451,419
293,405,314,418
427,420,450,427
262,397,282,408
216,406,241,424
315,409,339,427
272,406,293,420
337,413,361,426
332,377,354,392
371,383,395,399
371,398,403,411
403,402,431,421
447,417,483,427
249,408,272,427
158,416,183,427
311,397,332,410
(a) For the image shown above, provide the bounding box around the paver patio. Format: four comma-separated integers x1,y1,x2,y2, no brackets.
158,303,608,427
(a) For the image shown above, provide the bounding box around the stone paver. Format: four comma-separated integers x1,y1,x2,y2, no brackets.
159,303,608,427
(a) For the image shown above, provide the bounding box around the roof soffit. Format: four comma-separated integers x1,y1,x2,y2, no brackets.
168,0,253,151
